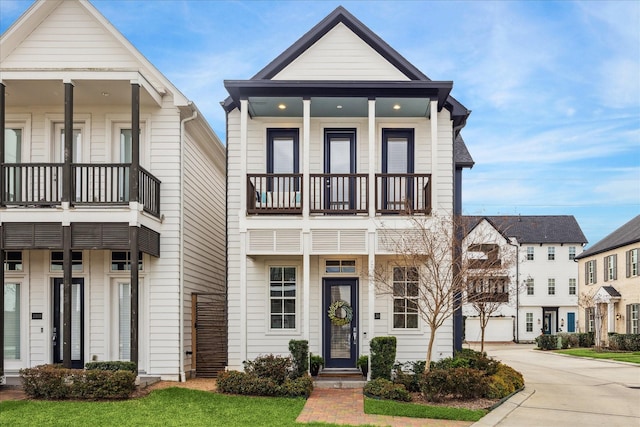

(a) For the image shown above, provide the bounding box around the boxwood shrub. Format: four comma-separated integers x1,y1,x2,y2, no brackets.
370,336,396,380
217,370,313,398
364,377,411,402
288,340,309,379
608,333,640,351
85,361,137,373
20,364,136,400
535,334,559,350
420,367,489,402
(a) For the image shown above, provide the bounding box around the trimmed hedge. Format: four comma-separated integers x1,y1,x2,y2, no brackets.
535,334,559,350
288,340,309,379
487,364,524,399
608,333,640,351
577,332,595,347
243,354,291,385
420,367,489,402
364,378,411,402
85,361,137,373
370,336,397,380
20,364,136,400
216,370,313,398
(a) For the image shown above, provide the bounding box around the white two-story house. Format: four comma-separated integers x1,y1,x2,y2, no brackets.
1,0,226,384
224,6,474,370
463,216,587,343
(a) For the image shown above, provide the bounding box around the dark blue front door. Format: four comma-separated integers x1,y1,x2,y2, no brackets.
567,312,576,333
323,278,357,368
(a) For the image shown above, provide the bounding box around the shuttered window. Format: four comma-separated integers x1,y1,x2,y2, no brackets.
586,260,597,284
626,249,638,277
3,283,21,359
604,255,617,281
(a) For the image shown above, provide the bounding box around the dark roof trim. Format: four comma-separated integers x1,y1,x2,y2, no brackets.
253,6,428,81
575,215,640,259
223,79,453,113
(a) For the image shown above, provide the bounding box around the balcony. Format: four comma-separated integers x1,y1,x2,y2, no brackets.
1,163,161,218
246,173,431,216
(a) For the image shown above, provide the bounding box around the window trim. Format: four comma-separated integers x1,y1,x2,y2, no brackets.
381,128,415,174
604,254,617,281
525,312,534,333
325,259,357,274
267,265,298,333
267,128,300,174
391,266,420,330
569,246,576,260
548,247,555,261
627,248,639,277
526,247,534,261
548,278,556,295
569,278,577,295
526,278,534,296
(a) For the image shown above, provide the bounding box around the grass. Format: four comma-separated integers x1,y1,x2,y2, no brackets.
364,397,487,422
555,348,640,364
0,387,355,427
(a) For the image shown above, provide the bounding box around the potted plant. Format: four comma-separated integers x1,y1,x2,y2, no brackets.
357,355,369,378
310,354,324,376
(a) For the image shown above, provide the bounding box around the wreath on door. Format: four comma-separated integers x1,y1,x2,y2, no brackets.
328,300,353,326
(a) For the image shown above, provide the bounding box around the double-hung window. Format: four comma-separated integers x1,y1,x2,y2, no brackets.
526,278,534,295
626,249,638,277
526,247,534,261
392,266,419,329
586,260,597,284
525,313,533,332
548,278,555,295
604,255,617,281
548,247,555,260
627,304,639,334
269,267,296,329
569,247,576,260
569,278,576,295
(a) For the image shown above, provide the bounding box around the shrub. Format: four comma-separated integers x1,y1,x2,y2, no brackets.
85,361,137,373
243,354,292,385
487,364,524,399
609,334,640,351
288,340,309,379
420,368,489,402
217,370,313,397
557,333,571,349
535,334,559,350
364,378,411,402
370,336,397,380
577,332,594,347
392,360,424,392
20,365,136,400
431,349,498,375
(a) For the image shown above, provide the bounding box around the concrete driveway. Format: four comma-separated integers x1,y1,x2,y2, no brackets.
472,344,640,427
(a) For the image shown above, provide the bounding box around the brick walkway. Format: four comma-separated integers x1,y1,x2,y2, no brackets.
296,388,473,427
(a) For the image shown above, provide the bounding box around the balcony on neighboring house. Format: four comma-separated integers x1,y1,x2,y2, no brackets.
246,172,431,216
1,163,161,218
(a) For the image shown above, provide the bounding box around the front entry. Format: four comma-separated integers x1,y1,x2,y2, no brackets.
542,307,558,335
323,278,358,368
53,278,84,368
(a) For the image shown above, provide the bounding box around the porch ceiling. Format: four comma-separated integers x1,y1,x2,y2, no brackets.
2,79,160,108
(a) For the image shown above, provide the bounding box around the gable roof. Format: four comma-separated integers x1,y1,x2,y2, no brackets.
1,0,188,107
222,6,471,130
463,215,587,245
575,215,640,259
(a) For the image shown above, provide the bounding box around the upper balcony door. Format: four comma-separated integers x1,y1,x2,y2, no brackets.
5,128,23,201
381,129,414,211
55,123,84,201
324,129,356,212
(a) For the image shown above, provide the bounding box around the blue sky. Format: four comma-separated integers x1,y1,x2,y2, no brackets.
1,0,638,245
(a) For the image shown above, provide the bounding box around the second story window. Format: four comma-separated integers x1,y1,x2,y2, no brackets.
569,278,576,295
267,129,299,179
605,255,617,281
569,246,576,260
586,260,597,284
548,278,555,295
548,247,555,260
526,278,534,295
51,251,83,272
526,247,534,261
626,248,638,277
4,251,23,271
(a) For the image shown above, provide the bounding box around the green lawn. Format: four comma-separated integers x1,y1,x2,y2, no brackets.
555,348,640,364
0,388,354,427
364,397,487,422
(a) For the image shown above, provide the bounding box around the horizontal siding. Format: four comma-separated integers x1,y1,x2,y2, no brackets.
274,23,410,81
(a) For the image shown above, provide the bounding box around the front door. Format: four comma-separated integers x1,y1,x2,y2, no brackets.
323,278,357,368
324,129,356,211
382,129,414,210
52,278,84,368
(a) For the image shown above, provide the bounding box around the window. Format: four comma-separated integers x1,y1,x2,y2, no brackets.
548,278,555,295
50,251,83,272
467,277,509,302
569,278,576,295
604,255,617,281
586,260,597,284
586,307,595,332
526,313,533,332
267,129,299,191
526,247,534,261
627,304,639,334
569,246,576,260
5,128,22,201
526,278,534,295
269,267,296,329
325,260,356,274
393,267,419,329
118,283,131,360
4,251,23,271
4,283,21,359
548,247,555,260
626,249,638,278
111,251,143,271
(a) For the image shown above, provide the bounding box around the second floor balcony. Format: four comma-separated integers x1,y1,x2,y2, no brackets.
247,173,431,216
1,163,161,218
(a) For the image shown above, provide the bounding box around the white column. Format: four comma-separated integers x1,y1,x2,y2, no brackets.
368,99,376,217
367,231,376,353
303,99,311,218
608,302,615,333
430,100,438,212
239,99,249,364
303,232,311,341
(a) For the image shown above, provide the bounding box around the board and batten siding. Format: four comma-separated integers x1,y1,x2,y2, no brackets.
273,23,410,81
181,123,226,375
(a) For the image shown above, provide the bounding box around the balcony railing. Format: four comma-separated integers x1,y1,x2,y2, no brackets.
246,172,433,216
1,163,161,218
375,173,431,215
310,174,368,214
247,174,303,214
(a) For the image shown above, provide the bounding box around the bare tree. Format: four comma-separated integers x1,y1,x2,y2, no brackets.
373,214,467,372
578,289,605,349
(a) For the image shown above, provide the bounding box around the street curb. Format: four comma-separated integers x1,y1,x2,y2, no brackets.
470,386,535,427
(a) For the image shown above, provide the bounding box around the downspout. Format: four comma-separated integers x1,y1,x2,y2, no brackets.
507,239,519,342
179,104,198,382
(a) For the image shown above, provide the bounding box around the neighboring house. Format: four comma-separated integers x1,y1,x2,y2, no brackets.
462,216,587,343
575,215,640,345
224,6,474,371
1,0,226,384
